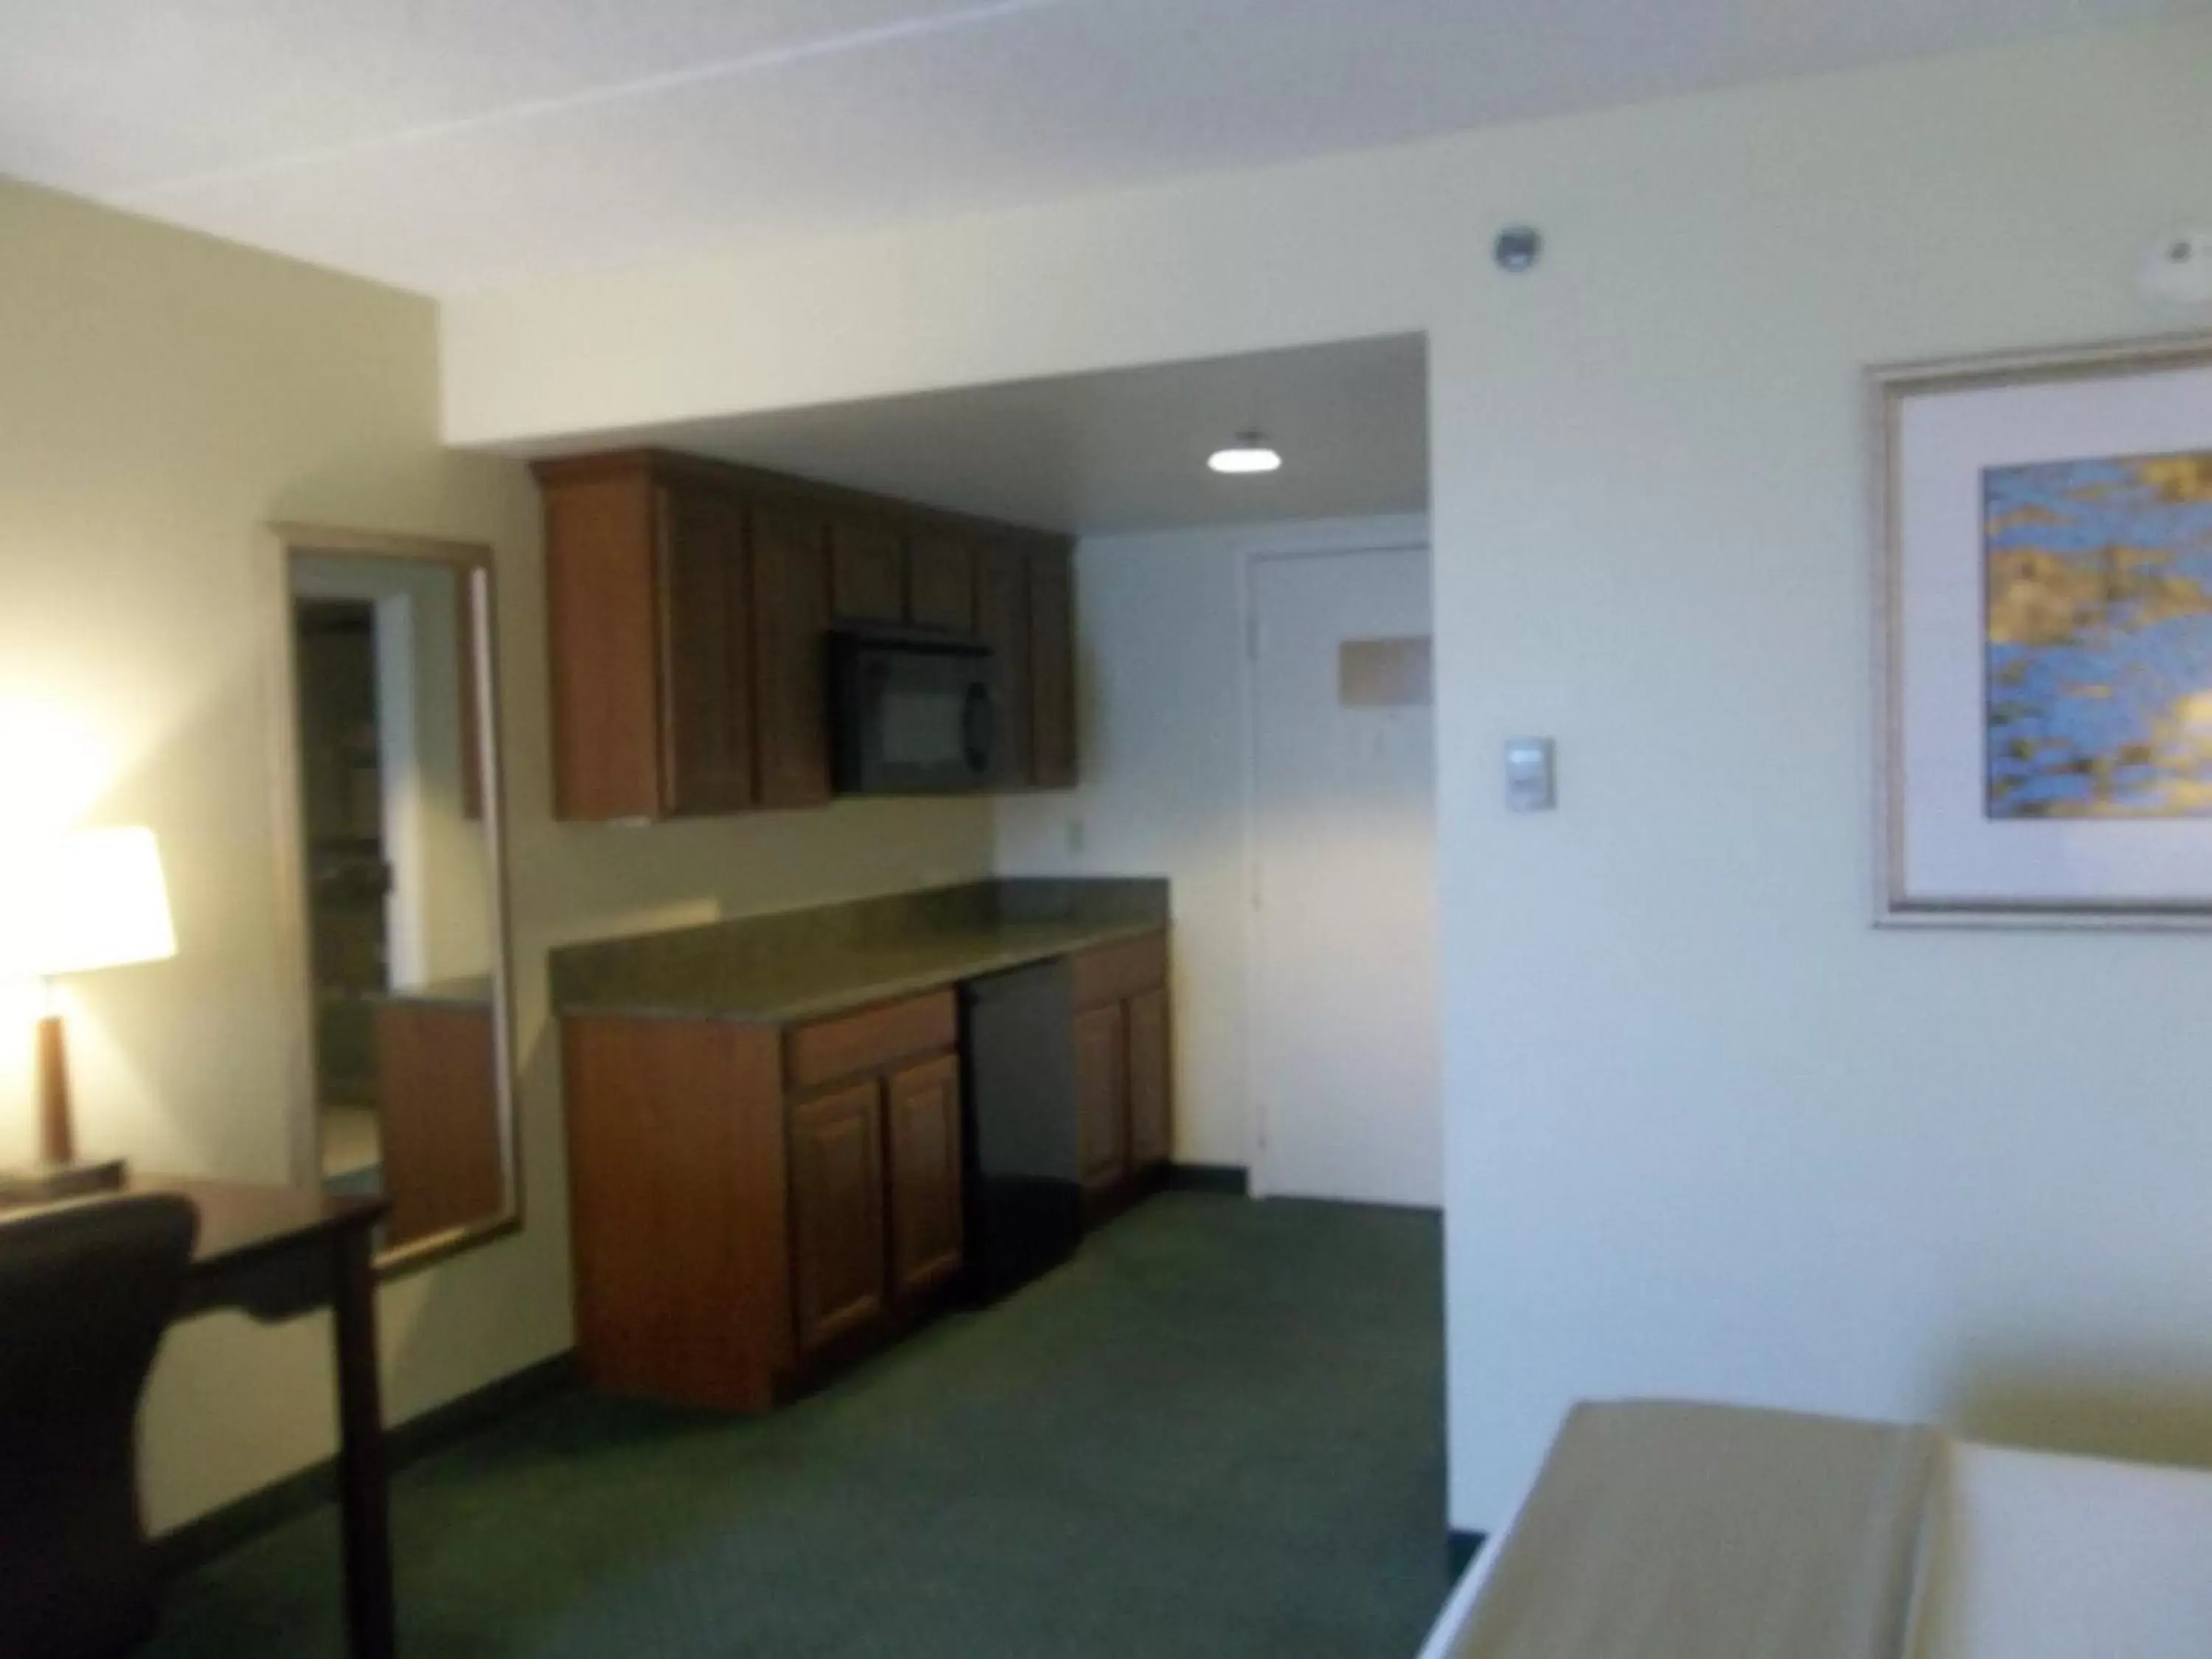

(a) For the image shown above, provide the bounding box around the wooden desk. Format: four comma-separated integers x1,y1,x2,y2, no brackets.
2,1178,394,1659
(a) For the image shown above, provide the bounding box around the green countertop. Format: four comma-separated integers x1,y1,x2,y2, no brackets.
552,879,1169,1027
558,917,1163,1025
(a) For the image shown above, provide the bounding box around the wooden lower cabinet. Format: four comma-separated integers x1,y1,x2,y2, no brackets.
562,936,1172,1411
563,991,967,1411
886,1054,964,1296
789,1080,889,1354
563,1015,793,1413
1074,1003,1127,1195
1126,986,1172,1170
1071,933,1173,1220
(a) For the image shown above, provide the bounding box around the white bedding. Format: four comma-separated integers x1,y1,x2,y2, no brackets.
1419,1411,2212,1659
1916,1441,2212,1659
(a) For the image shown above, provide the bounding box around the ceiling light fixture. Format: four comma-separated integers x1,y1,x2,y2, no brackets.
1208,432,1283,476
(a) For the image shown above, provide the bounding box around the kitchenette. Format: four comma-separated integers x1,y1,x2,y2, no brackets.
552,880,1172,1412
532,449,1172,1413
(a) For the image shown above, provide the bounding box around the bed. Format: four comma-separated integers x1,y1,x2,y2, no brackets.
1417,1400,2212,1659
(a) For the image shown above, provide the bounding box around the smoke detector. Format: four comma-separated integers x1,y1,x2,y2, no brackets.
2141,232,2212,307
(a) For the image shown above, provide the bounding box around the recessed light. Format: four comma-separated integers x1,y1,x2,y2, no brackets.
1208,432,1282,476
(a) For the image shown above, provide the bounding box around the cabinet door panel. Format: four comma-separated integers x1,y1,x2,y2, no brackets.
1029,543,1077,788
789,1081,888,1354
750,502,832,808
1126,987,1172,1171
563,1016,791,1412
1074,1002,1127,1193
787,992,958,1093
907,535,975,633
543,467,661,820
658,481,755,814
886,1054,964,1296
1071,933,1167,1011
973,543,1032,787
375,1003,504,1249
830,518,905,624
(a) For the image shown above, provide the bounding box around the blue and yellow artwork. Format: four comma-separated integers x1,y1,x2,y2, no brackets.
1986,451,2212,818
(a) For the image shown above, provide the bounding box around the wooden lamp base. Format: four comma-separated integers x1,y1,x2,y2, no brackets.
0,1012,126,1200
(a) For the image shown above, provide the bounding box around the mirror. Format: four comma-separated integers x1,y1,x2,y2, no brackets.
272,525,518,1270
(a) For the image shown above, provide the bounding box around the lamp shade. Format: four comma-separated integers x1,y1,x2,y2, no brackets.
0,827,177,978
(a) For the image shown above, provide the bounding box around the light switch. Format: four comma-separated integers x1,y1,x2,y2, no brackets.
1504,739,1557,813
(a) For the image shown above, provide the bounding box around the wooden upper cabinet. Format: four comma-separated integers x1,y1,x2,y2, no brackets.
906,535,975,633
1029,543,1078,790
537,450,1077,818
1074,1002,1127,1194
973,543,1033,787
539,457,757,821
541,464,664,820
885,1054,964,1297
749,501,833,809
830,516,905,624
658,480,755,815
788,1080,889,1355
1125,985,1172,1171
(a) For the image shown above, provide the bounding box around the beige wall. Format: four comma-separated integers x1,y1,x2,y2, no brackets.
442,15,2212,1532
0,174,994,1529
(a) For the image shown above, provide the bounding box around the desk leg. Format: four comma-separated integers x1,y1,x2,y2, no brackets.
332,1228,395,1659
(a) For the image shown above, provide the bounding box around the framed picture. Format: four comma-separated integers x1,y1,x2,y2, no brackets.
1874,333,2212,927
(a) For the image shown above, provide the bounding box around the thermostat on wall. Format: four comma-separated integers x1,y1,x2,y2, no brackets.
1504,738,1557,813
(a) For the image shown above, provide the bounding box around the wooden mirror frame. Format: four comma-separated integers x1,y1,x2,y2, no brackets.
262,522,524,1276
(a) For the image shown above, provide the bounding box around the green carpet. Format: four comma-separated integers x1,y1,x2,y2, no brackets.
149,1193,1447,1658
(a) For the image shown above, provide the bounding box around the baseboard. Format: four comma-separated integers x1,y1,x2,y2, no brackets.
156,1350,579,1577
1164,1164,1250,1196
1447,1528,1488,1582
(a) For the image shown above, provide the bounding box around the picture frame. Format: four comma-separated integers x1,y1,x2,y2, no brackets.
1874,333,2212,928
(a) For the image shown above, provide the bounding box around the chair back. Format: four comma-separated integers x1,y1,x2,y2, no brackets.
0,1192,198,1659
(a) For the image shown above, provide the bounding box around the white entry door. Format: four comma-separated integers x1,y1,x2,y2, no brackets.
1249,546,1440,1208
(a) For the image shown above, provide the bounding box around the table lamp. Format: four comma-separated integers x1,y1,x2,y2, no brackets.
0,827,176,1200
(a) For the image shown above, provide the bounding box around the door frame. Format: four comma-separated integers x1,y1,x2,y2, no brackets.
1238,524,1435,1199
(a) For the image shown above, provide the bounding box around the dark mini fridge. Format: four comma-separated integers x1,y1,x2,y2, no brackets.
958,960,1084,1302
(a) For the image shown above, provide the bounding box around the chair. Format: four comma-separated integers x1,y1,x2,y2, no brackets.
0,1193,198,1659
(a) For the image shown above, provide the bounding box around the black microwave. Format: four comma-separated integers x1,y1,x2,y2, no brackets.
829,627,999,795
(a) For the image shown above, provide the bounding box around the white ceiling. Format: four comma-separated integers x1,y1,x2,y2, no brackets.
1,0,2196,295
521,334,1428,536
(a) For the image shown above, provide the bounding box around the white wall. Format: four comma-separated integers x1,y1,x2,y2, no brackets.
446,15,2212,1532
998,515,1429,1172
0,173,995,1531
